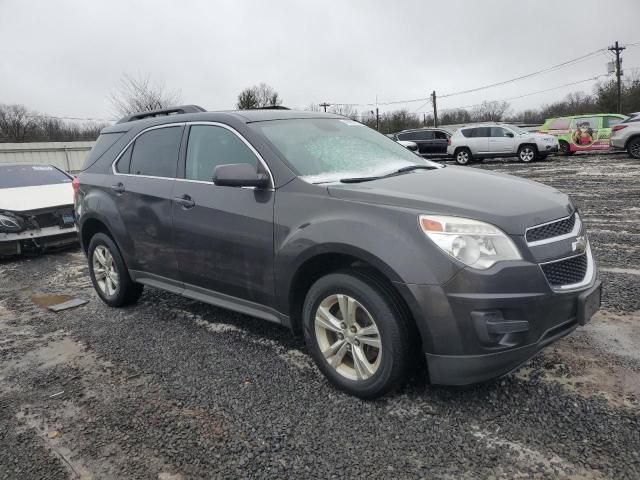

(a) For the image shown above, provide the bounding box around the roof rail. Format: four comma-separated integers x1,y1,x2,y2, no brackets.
116,105,206,124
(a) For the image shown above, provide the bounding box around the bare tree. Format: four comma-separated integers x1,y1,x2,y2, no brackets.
470,101,510,122
0,104,39,142
236,83,282,109
109,73,182,117
329,104,360,120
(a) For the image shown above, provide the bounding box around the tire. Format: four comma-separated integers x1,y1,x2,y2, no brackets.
88,232,143,307
455,148,473,166
627,137,640,159
517,144,537,163
559,140,575,156
302,271,412,399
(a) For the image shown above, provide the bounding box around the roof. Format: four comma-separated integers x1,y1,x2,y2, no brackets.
102,108,343,134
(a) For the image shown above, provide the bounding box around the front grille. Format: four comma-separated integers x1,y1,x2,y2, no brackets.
526,213,576,243
541,254,588,286
23,207,74,229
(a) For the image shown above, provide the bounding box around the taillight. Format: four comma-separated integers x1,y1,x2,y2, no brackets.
72,176,80,196
447,137,451,145
612,125,627,132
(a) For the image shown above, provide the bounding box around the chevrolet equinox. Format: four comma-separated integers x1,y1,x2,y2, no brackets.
75,106,602,398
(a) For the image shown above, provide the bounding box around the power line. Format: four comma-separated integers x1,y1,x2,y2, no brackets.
325,48,608,108
438,48,605,99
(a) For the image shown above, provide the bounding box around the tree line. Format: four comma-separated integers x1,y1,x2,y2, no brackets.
3,74,639,142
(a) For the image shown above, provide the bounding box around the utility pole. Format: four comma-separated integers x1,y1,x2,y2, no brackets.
375,107,379,131
431,90,438,128
608,41,625,114
319,102,331,112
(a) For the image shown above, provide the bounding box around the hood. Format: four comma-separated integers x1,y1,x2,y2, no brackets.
0,183,74,212
327,166,573,235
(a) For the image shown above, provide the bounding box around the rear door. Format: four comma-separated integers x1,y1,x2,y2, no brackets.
489,126,515,154
172,123,275,306
470,127,490,154
570,116,600,150
111,124,183,282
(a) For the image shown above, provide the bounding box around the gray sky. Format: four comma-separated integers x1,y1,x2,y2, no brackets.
1,0,639,121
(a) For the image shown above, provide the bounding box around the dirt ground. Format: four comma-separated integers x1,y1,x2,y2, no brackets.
1,153,639,479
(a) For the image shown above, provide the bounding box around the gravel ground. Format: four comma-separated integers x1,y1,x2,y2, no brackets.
1,153,639,479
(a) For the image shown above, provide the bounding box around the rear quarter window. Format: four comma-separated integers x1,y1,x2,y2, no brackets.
461,128,474,138
82,132,125,170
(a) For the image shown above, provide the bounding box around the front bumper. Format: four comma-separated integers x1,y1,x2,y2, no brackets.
0,225,78,256
537,143,559,153
395,252,600,385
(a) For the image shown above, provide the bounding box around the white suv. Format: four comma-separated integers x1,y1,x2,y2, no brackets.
610,113,640,159
447,124,559,165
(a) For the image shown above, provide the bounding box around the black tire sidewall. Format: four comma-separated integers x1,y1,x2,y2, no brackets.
302,272,408,399
88,233,132,307
559,140,570,155
628,139,640,159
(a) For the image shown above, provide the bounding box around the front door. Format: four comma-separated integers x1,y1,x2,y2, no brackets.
111,125,183,281
489,126,515,154
172,124,275,307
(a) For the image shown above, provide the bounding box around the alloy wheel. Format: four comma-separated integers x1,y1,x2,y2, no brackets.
520,147,535,162
93,245,119,297
314,294,382,381
457,151,470,165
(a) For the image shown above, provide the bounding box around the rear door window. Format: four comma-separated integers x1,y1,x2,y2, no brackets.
412,130,434,140
473,127,491,138
128,126,183,178
185,125,258,182
571,117,599,130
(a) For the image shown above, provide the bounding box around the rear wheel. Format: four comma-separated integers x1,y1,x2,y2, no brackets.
627,137,640,159
518,145,537,163
455,148,473,166
88,233,143,307
303,271,412,398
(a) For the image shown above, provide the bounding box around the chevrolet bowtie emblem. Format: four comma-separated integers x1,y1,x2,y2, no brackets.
572,235,587,253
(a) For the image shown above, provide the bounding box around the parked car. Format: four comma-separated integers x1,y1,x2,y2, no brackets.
538,114,627,155
0,163,77,257
610,112,640,159
392,128,451,158
76,106,601,398
447,124,559,165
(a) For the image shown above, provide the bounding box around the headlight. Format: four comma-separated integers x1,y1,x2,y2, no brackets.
419,215,522,270
0,212,25,233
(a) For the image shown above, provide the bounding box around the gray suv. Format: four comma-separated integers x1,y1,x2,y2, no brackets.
610,112,640,159
76,106,601,398
447,124,559,165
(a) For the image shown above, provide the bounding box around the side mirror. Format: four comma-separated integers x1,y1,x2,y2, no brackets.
505,132,514,138
213,163,269,189
397,140,419,152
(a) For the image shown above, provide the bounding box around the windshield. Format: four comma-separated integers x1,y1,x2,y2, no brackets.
0,164,71,189
506,125,529,135
251,118,440,183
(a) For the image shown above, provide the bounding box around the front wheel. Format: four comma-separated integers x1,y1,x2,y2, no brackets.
302,271,412,398
518,145,537,163
455,148,473,165
559,140,575,156
627,138,640,159
88,233,143,307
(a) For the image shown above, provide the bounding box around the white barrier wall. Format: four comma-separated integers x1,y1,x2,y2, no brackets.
0,141,95,173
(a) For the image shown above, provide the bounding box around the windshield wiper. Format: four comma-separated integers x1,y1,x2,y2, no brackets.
339,164,439,183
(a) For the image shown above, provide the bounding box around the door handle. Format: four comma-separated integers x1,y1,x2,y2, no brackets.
173,195,195,209
111,182,125,194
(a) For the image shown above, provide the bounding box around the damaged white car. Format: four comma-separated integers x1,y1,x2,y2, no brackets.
0,163,78,256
